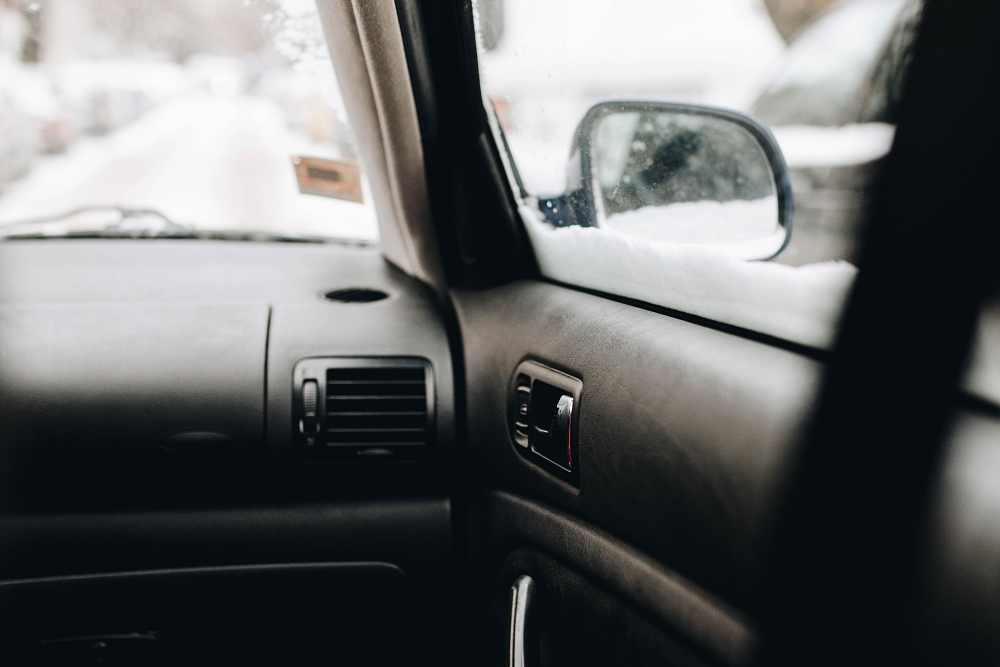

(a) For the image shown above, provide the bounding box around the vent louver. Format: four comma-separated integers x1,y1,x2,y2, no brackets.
294,359,433,462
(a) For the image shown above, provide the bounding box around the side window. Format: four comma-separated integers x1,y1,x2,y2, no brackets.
474,0,922,350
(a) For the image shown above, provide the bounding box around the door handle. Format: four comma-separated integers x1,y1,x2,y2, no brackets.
509,360,582,483
509,575,535,667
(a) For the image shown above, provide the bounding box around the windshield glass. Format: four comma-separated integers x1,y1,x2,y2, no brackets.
0,0,378,242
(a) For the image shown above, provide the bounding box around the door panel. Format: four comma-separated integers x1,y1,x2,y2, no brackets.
454,280,820,619
469,490,755,666
907,409,1000,663
486,547,714,667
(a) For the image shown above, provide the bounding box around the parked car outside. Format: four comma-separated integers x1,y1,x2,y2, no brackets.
754,0,923,265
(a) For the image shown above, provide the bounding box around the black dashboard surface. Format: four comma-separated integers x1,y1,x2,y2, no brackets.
0,239,456,647
0,239,455,501
0,238,428,307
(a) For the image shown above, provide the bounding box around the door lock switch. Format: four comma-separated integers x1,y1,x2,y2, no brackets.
513,378,531,447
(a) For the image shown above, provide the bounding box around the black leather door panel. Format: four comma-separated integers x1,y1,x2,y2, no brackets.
485,547,712,667
470,490,755,666
453,280,820,618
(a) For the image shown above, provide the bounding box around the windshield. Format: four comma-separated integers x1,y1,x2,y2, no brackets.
0,0,378,242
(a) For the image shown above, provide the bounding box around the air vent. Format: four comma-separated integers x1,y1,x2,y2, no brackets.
323,288,390,303
293,359,433,462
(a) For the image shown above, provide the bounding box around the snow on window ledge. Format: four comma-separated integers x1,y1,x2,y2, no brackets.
520,202,857,350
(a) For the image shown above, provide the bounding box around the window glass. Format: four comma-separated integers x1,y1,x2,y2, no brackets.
0,0,377,242
475,0,922,349
752,0,905,127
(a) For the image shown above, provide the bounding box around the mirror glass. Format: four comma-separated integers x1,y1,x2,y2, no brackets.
591,111,783,257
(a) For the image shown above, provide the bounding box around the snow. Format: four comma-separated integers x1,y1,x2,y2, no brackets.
603,196,784,260
0,0,373,241
0,92,378,241
521,201,856,349
604,196,777,243
0,59,59,117
54,59,192,109
771,123,896,168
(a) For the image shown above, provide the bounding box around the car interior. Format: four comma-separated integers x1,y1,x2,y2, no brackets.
1,0,999,665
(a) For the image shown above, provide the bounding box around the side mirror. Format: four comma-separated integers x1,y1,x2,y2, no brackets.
549,102,793,260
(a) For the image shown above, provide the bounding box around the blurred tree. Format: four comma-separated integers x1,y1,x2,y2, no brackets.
0,1,28,61
477,0,504,51
20,1,40,62
763,0,839,42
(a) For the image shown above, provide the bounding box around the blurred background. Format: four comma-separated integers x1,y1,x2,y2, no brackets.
0,0,918,255
0,0,378,240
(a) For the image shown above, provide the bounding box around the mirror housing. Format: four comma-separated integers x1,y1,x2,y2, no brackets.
551,101,793,261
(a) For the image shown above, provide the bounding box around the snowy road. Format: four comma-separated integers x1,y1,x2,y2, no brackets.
0,93,378,240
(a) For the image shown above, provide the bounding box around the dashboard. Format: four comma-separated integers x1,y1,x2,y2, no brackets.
0,239,456,507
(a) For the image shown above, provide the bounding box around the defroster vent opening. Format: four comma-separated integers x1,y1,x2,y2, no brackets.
323,288,390,303
293,358,434,463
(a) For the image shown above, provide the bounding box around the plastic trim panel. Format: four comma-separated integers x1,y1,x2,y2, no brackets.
472,490,757,667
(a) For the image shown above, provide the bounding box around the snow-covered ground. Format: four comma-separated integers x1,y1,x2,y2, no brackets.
0,91,379,240
605,196,778,244
603,196,784,259
0,0,376,241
